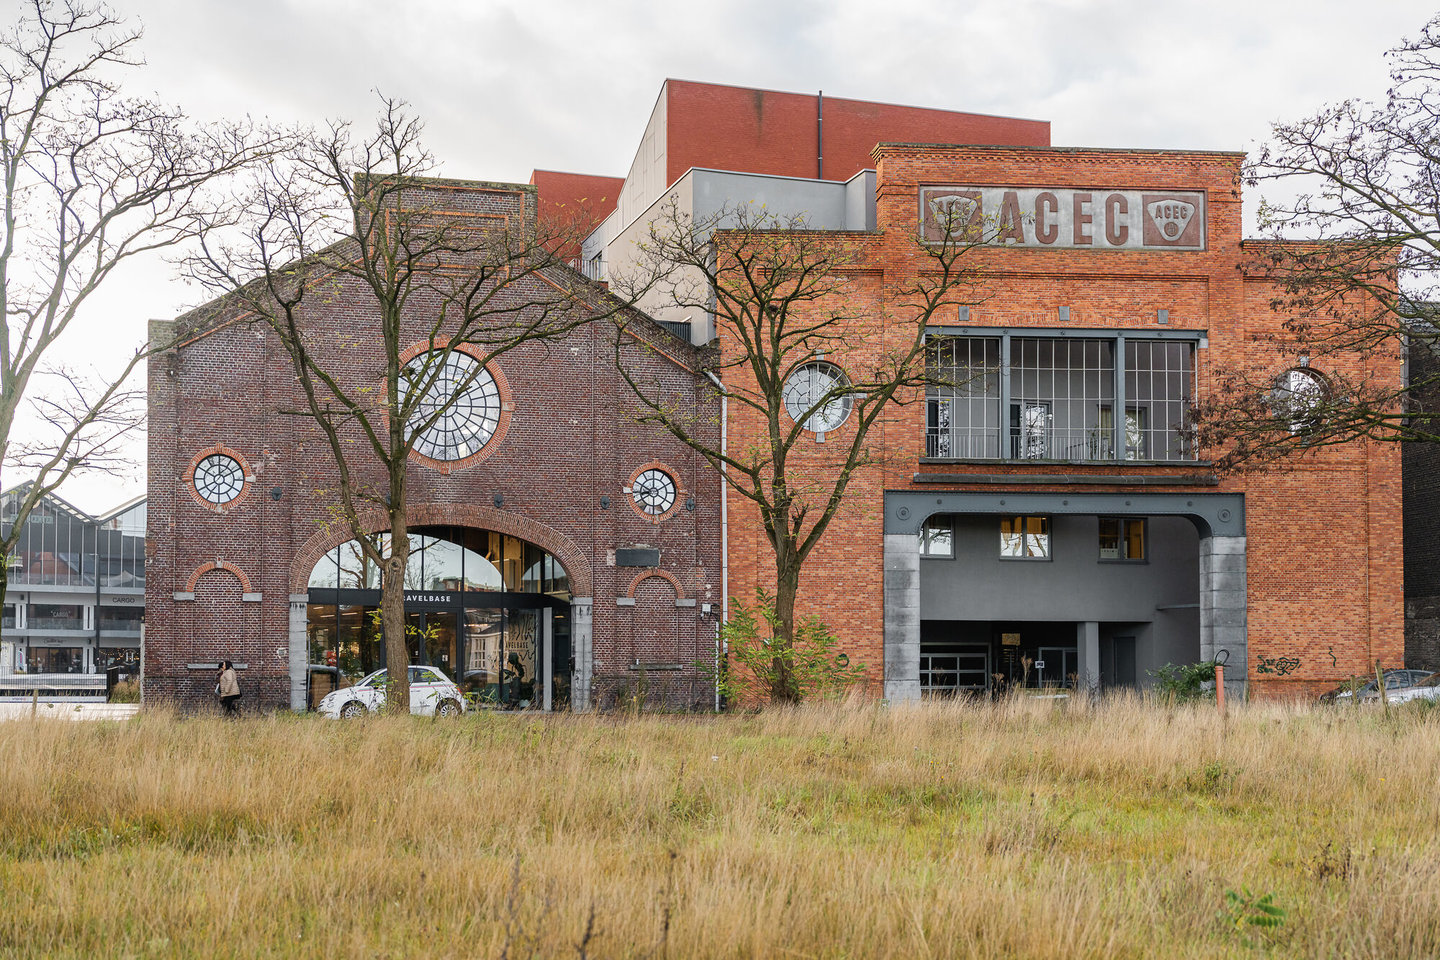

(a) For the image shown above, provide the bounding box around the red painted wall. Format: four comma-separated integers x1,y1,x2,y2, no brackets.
664,80,1051,186
528,170,625,260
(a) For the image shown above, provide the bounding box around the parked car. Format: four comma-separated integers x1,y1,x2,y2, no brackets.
1367,672,1440,705
1318,669,1433,703
316,666,466,718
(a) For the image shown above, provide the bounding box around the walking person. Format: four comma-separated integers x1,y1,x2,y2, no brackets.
217,659,242,716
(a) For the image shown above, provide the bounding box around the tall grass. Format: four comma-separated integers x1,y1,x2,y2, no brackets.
1,696,1437,958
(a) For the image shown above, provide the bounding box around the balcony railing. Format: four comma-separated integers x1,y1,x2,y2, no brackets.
26,616,84,630
925,398,1194,462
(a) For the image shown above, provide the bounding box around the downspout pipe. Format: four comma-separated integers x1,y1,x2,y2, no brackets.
817,91,824,180
703,370,728,713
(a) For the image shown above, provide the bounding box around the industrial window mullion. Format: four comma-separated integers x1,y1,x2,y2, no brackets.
999,333,1012,459
1114,333,1127,461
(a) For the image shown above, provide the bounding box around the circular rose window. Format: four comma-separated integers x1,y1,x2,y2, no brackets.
783,360,853,434
405,351,502,461
631,468,677,516
193,454,246,505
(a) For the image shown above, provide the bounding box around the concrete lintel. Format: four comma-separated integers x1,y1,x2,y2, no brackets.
241,593,263,602
172,592,195,602
615,597,636,607
675,599,697,607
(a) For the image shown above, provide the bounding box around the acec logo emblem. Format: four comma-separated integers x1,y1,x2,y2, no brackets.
928,194,979,236
1145,198,1195,242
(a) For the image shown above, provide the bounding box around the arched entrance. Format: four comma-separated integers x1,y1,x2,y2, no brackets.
302,525,574,711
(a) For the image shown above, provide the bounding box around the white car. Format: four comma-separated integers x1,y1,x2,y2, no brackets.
316,666,466,718
1387,672,1440,705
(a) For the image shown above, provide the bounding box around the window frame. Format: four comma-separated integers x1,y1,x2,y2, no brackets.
999,515,1051,561
924,328,1199,464
919,516,955,559
1097,516,1147,563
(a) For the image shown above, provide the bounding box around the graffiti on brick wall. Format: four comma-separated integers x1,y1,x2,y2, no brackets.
1256,655,1300,676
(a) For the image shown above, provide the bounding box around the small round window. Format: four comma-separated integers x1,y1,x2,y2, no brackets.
783,361,853,434
1272,367,1326,433
404,351,502,462
631,468,677,516
193,454,246,505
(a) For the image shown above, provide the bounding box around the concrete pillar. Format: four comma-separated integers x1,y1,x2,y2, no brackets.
1199,535,1247,700
1077,620,1100,694
883,532,921,703
288,594,308,711
571,597,593,712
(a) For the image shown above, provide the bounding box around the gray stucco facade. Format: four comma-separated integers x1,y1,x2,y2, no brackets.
882,490,1246,702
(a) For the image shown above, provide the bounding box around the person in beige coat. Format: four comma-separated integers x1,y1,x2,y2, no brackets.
217,660,241,716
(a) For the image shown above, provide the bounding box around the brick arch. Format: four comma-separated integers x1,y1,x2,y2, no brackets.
288,503,592,597
627,569,685,600
186,560,254,594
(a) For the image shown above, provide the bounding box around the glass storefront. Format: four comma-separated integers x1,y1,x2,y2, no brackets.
305,526,572,711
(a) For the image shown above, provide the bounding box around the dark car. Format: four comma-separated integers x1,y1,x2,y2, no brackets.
1319,669,1434,703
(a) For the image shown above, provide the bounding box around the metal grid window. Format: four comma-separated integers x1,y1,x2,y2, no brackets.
926,338,1000,457
1124,340,1194,460
1010,338,1114,460
925,334,1195,462
405,352,501,462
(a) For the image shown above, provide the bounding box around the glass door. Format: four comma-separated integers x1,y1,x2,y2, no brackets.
405,609,458,676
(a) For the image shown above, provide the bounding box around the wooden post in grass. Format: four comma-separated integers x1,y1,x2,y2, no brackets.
1375,659,1389,718
1215,661,1226,719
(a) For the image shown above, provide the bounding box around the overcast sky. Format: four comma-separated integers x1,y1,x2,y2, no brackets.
14,0,1437,510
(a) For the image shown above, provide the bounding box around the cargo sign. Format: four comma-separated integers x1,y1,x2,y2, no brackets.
920,186,1205,250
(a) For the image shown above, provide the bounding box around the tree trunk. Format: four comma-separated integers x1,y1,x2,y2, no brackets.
381,527,410,714
770,564,801,703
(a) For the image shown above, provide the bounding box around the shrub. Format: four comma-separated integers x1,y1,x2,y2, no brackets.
1152,660,1217,703
708,589,865,708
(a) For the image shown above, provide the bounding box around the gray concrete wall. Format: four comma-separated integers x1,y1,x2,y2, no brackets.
919,514,1200,624
571,597,593,712
883,533,921,703
288,594,307,711
1199,535,1247,698
595,168,877,344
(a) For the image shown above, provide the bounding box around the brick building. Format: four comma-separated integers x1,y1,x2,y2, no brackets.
144,179,722,712
144,83,1404,709
703,144,1402,700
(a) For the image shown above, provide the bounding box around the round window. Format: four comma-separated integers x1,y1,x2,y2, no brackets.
1271,367,1326,432
631,468,677,516
405,351,501,462
193,454,246,505
783,361,853,434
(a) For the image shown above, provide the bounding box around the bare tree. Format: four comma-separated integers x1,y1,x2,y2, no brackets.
0,1,274,622
611,200,980,703
187,98,632,712
1193,15,1440,467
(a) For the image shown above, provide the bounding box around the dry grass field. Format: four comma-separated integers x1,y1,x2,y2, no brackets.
1,696,1437,959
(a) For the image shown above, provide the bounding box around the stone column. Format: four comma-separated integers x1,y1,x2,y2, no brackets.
288,595,308,711
1077,620,1100,695
1199,536,1247,700
883,533,921,703
571,597,593,712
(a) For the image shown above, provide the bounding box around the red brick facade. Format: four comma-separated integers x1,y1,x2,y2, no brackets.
144,180,721,712
718,144,1403,698
663,81,1050,185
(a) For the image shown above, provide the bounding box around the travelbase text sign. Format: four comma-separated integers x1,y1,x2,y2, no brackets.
920,186,1205,251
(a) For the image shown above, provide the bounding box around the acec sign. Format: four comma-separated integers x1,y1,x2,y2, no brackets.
920,185,1205,250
